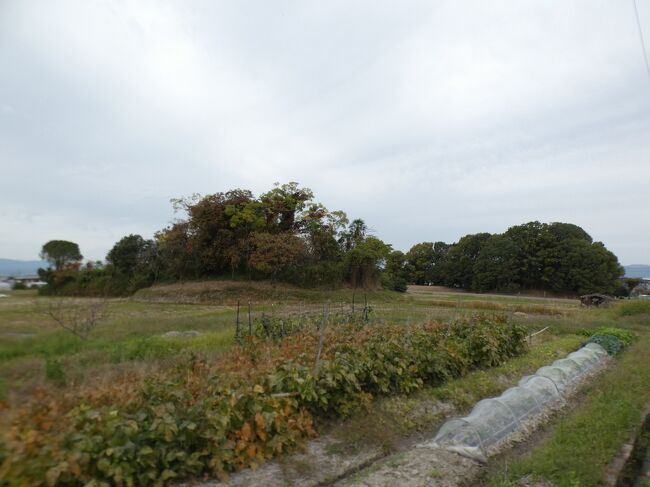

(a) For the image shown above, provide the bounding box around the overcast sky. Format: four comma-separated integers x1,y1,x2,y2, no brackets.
1,1,649,265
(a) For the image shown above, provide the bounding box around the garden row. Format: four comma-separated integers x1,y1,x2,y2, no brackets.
0,316,527,486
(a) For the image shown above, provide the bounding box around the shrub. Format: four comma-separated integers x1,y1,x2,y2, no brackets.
11,281,27,290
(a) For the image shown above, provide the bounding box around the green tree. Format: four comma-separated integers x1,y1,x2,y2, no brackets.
471,235,521,292
382,250,409,292
259,182,314,232
170,189,257,276
406,242,435,285
541,239,623,294
545,222,592,243
106,234,152,277
39,240,83,270
345,236,391,288
623,277,642,293
503,221,546,289
341,218,368,251
440,233,491,288
430,241,451,284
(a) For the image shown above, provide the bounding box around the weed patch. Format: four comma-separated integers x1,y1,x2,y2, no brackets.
44,358,67,387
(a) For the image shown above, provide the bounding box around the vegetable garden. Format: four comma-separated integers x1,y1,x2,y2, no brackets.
0,315,527,485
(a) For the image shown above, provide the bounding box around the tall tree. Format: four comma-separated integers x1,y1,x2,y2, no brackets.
345,236,391,288
259,182,314,233
441,233,491,288
504,221,546,289
472,235,521,292
106,234,156,279
383,250,410,292
406,242,435,285
40,240,82,270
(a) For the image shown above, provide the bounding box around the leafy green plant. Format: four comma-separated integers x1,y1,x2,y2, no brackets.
584,334,624,355
579,327,634,346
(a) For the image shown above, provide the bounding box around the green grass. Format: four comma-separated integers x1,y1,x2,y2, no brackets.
427,334,583,410
613,300,650,317
486,331,650,487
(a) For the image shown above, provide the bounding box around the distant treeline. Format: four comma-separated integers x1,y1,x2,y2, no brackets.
404,222,624,295
37,182,625,296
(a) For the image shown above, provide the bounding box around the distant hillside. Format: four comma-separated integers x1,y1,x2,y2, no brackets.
0,258,48,277
624,265,650,279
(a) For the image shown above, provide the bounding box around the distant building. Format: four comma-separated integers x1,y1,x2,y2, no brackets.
0,275,47,289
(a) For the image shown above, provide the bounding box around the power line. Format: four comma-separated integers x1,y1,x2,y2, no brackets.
633,0,650,83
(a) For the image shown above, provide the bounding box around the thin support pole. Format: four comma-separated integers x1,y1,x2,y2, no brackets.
315,302,329,374
235,300,241,344
248,301,252,336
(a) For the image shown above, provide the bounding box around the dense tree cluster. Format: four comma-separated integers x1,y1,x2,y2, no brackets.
37,184,623,297
39,183,403,295
405,222,624,295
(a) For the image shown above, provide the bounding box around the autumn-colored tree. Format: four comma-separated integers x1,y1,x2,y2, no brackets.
248,232,307,281
259,182,314,232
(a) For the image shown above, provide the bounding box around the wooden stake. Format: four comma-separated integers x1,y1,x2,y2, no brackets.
315,302,329,374
248,301,252,336
235,300,241,344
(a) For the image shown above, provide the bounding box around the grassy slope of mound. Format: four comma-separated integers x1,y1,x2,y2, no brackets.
134,280,407,305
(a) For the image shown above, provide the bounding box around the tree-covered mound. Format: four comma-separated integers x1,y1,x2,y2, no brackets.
405,221,623,295
36,183,623,296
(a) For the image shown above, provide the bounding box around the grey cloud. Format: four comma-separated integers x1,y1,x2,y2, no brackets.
1,0,649,264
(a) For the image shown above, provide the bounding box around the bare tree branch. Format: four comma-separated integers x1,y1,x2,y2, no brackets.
41,298,110,340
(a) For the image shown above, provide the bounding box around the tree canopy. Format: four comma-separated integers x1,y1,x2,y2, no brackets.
406,221,623,295
37,185,624,297
40,240,82,270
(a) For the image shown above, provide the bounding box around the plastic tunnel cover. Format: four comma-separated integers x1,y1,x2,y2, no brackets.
573,346,602,362
433,419,483,450
584,342,609,357
567,350,599,371
464,398,519,448
535,365,571,392
497,386,543,422
518,375,562,403
427,343,608,460
551,357,586,378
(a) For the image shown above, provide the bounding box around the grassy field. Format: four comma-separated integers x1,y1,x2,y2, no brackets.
1,282,649,485
0,283,581,398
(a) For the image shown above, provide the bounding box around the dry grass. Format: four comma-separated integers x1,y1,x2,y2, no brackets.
426,299,571,316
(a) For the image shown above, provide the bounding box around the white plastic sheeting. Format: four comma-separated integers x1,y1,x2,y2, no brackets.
426,343,608,461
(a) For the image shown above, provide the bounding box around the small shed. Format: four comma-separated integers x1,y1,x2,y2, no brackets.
579,293,611,307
